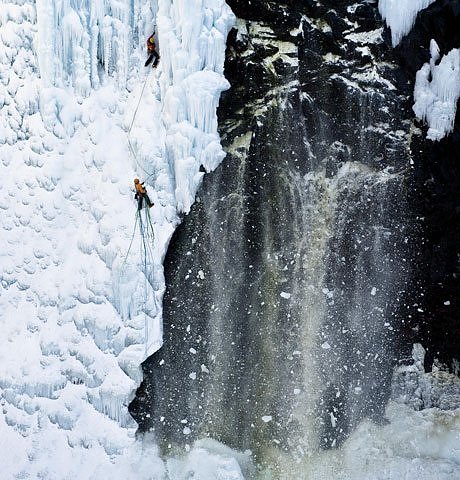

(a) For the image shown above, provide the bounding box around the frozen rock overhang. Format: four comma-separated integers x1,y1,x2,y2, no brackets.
378,0,437,46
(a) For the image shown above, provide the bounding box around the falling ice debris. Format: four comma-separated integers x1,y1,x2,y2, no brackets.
371,287,377,296
322,288,334,299
189,372,197,380
280,292,291,299
262,416,273,423
197,270,205,280
189,347,197,354
330,412,337,428
321,342,331,350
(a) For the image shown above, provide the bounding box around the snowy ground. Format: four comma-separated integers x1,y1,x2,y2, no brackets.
1,0,459,478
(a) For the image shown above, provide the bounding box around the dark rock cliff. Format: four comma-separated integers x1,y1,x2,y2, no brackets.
395,0,460,370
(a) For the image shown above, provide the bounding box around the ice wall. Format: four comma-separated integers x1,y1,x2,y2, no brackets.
156,0,234,213
0,0,234,477
413,41,460,141
378,0,436,46
35,0,157,93
127,0,235,357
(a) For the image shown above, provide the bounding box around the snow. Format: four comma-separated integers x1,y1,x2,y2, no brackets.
413,41,460,141
167,439,249,480
0,0,234,478
378,0,436,46
166,393,460,480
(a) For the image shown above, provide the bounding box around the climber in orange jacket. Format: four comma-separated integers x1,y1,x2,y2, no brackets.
134,178,154,210
145,32,160,68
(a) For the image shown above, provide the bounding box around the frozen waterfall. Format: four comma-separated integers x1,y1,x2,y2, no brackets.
0,0,234,478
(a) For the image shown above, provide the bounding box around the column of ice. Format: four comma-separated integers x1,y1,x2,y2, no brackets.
413,40,460,141
378,0,436,46
35,0,148,94
156,0,235,213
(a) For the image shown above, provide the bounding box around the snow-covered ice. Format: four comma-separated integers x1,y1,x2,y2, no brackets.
0,0,234,477
413,41,460,141
378,0,436,46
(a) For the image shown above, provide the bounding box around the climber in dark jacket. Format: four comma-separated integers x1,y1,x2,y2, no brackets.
145,32,160,68
134,178,154,210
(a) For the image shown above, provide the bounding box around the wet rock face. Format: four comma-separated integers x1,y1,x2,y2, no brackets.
394,0,460,370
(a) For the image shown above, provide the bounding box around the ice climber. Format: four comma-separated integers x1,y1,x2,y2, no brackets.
134,178,154,210
145,32,160,68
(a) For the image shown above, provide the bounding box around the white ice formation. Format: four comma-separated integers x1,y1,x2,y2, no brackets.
393,344,460,411
413,41,460,141
0,0,234,478
378,0,436,46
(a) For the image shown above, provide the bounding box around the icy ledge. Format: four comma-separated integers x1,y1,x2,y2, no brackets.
378,0,436,46
413,40,460,142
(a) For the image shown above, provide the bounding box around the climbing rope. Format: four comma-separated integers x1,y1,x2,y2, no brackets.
145,208,155,239
121,211,140,269
128,74,149,135
138,207,155,283
127,70,156,179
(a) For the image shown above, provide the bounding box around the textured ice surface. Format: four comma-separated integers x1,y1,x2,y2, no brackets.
0,0,233,478
413,41,460,141
378,0,436,46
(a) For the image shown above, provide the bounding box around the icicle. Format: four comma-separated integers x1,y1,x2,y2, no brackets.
378,0,436,46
